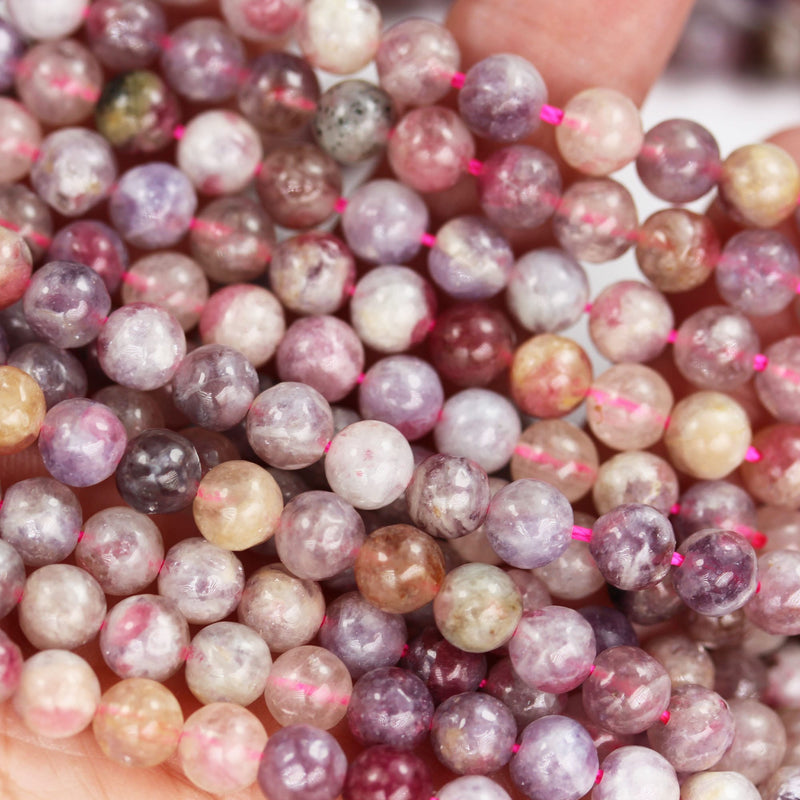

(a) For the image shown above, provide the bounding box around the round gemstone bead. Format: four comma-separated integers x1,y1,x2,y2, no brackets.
438,777,512,800
578,606,638,653
681,772,760,800
344,745,432,800
484,658,566,728
0,184,52,262
0,629,23,702
534,537,606,601
592,451,679,515
85,0,167,70
0,541,25,619
741,423,800,507
7,342,85,415
644,633,715,689
0,366,46,455
745,550,800,634
593,747,679,800
220,0,303,42
0,228,33,310
8,0,87,39
0,21,25,93
0,99,42,184
756,336,800,423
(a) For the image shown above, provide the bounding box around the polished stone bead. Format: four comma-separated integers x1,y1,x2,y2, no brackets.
0,98,42,184
220,0,303,41
578,606,638,653
0,21,25,93
0,184,52,262
48,221,128,293
756,336,800,423
746,550,800,634
0,366,45,455
344,745,432,800
484,657,567,728
0,540,25,619
9,343,84,409
594,746,679,800
0,628,23,702
0,228,33,310
86,0,166,70
644,633,715,689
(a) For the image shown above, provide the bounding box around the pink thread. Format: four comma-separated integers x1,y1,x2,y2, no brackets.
172,125,186,140
588,664,596,674
323,440,332,454
660,710,671,724
450,71,466,89
77,530,85,542
753,353,769,371
420,232,437,248
571,525,593,542
511,743,521,753
744,446,762,462
356,372,365,385
478,679,487,688
467,158,484,176
539,103,565,125
670,552,685,566
595,769,604,784
670,503,681,515
756,581,761,594
334,196,349,214
584,302,593,313
666,329,678,344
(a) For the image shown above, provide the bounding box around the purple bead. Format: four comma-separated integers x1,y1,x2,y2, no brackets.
484,479,572,569
341,180,429,265
38,398,127,487
347,666,434,749
0,20,25,93
172,344,258,432
0,183,52,263
673,529,758,615
510,716,599,800
578,606,638,653
160,18,245,103
458,53,547,143
358,356,443,441
590,503,675,591
8,342,87,408
85,0,167,71
318,591,407,679
0,628,23,701
344,745,432,800
116,428,201,514
0,540,25,618
672,480,757,543
23,261,111,349
109,163,198,249
257,725,347,800
431,692,517,775
0,477,81,567
594,747,679,800
48,221,129,294
483,658,567,728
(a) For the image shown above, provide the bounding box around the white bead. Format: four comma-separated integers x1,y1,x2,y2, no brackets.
8,0,88,40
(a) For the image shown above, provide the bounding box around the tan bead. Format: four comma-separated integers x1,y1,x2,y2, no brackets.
556,87,643,176
0,366,46,455
193,460,283,550
664,391,751,480
719,143,800,228
93,678,183,768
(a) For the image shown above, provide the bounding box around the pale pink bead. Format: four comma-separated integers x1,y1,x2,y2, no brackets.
177,111,263,196
178,702,267,795
556,88,644,176
0,629,23,702
8,0,88,40
13,650,100,738
220,0,304,42
0,99,42,183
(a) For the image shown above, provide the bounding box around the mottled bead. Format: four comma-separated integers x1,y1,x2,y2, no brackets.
344,745,432,800
592,451,679,516
160,18,245,103
762,767,800,800
0,99,42,184
95,70,180,154
0,477,81,567
7,0,87,39
297,0,381,74
15,40,102,126
24,261,110,349
757,337,800,423
553,178,638,262
614,575,683,626
116,429,200,514
742,423,800,507
589,280,673,363
98,303,186,390
178,703,266,795
185,621,271,707
342,180,429,265
238,565,324,653
0,540,25,618
511,334,592,418
354,524,444,613
258,724,346,800
109,163,197,249
713,646,767,699
582,646,671,734
579,606,638,653
0,21,25,93
681,772,760,800
19,564,106,650
719,142,800,228
746,550,800,634
265,645,352,729
0,366,46,455
48,221,128,293
636,118,720,202
665,391,751,480
0,184,52,263
194,460,283,551
484,657,566,727
510,716,599,800
534,535,605,601
645,633,715,689
93,678,183,767
347,666,434,749
314,80,395,166
38,398,127,487
435,388,521,474
0,628,23,702
478,145,561,229
0,343,72,404
0,228,33,310
594,747,679,800
220,0,302,41
85,0,167,70
556,88,643,175
434,563,522,652
438,777,511,800
13,650,100,739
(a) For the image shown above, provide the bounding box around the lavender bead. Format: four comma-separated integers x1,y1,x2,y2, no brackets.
578,606,638,653
85,0,167,70
24,261,111,349
76,506,164,596
438,777,511,800
342,180,429,265
0,477,81,566
0,540,25,618
160,18,245,103
347,667,434,749
744,550,800,635
48,221,128,293
483,479,572,568
38,399,127,487
8,342,87,408
158,538,244,625
318,591,407,679
484,658,567,727
590,503,675,591
0,628,23,702
672,480,757,543
172,344,258,431
431,692,516,775
359,356,443,441
110,163,198,249
509,606,596,693
428,215,514,300
257,725,346,800
459,53,547,142
0,184,52,263
344,745,432,800
510,716,599,800
0,20,25,92
594,747,679,800
757,336,800,423
101,593,190,681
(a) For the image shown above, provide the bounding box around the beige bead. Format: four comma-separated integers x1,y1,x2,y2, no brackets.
719,143,800,228
556,87,643,176
664,391,751,480
93,678,183,767
0,366,46,455
194,460,284,550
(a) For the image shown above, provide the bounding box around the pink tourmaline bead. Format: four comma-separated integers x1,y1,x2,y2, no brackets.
0,98,41,183
0,629,23,702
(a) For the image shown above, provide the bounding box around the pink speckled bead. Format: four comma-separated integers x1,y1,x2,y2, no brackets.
0,99,42,183
179,702,267,795
592,451,679,515
220,0,303,41
0,629,23,702
13,650,100,738
746,550,800,635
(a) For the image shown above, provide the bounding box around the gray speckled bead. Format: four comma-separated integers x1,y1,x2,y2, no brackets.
19,564,107,650
594,747,679,800
0,477,82,566
0,539,25,618
510,716,599,800
342,180,429,265
313,79,395,165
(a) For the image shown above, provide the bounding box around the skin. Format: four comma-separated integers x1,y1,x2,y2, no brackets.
4,0,799,798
